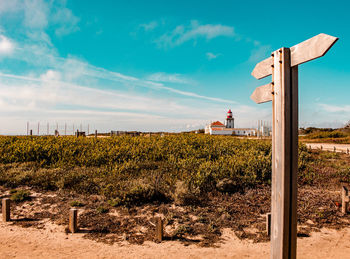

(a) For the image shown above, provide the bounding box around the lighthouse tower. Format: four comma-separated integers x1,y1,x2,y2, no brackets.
225,109,234,128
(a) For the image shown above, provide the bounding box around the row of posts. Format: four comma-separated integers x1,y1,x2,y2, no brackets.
2,188,349,241
308,145,350,154
2,198,164,242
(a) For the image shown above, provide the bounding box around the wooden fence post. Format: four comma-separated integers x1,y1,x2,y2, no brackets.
342,186,349,214
266,212,271,236
69,208,78,233
155,216,163,242
95,130,98,138
2,198,10,222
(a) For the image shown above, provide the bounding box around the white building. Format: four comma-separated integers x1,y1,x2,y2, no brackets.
205,109,257,136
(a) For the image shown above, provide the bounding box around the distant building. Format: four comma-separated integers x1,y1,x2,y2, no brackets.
205,109,256,136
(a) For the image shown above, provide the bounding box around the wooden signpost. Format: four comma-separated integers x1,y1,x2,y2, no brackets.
250,33,338,259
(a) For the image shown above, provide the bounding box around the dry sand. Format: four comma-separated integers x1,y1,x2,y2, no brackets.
1,220,350,259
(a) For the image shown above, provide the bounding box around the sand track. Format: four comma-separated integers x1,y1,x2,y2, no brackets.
1,221,350,259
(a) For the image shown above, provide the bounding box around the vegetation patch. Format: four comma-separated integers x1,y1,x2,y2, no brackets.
10,189,31,202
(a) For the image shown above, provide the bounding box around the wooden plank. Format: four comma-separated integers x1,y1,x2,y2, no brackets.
290,33,338,67
250,83,273,104
251,56,273,79
251,33,338,79
271,47,296,259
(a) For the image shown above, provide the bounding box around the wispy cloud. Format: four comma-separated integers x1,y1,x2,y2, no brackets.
156,20,235,48
248,44,271,63
0,0,79,38
319,103,350,113
206,52,221,60
146,72,191,84
1,34,234,104
52,5,80,36
140,21,158,31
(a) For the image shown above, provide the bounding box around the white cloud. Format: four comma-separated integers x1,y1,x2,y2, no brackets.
157,20,235,48
206,52,220,60
0,35,14,55
140,21,158,31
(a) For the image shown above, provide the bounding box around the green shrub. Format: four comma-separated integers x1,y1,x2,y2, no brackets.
10,189,31,202
96,206,109,214
70,200,84,207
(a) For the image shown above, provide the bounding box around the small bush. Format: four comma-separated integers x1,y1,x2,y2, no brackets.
70,200,84,207
10,189,31,202
96,206,109,214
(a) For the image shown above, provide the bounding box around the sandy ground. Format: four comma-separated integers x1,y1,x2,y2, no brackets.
305,143,350,153
1,220,350,259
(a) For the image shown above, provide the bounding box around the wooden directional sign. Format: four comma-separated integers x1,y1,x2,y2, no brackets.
250,34,338,259
251,33,338,80
250,83,272,104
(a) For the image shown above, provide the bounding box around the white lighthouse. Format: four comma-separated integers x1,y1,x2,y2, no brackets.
225,109,234,128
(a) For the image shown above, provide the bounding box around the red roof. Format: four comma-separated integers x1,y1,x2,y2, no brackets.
211,121,224,126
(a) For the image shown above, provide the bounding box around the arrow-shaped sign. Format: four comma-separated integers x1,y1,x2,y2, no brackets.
250,83,273,104
251,33,338,79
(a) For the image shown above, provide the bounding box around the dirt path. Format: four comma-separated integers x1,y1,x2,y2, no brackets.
1,221,350,259
304,143,350,153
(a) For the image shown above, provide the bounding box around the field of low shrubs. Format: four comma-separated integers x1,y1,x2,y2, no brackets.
0,134,337,206
300,127,350,143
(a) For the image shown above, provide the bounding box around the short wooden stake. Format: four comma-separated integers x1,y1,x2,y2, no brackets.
347,148,349,155
266,213,271,236
334,146,336,152
69,208,78,233
321,145,323,150
2,198,10,222
155,216,163,242
95,130,98,138
342,186,349,214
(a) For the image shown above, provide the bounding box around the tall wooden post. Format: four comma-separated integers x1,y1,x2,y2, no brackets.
271,48,298,259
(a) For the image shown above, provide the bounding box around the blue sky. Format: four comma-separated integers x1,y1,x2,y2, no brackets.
0,0,349,134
